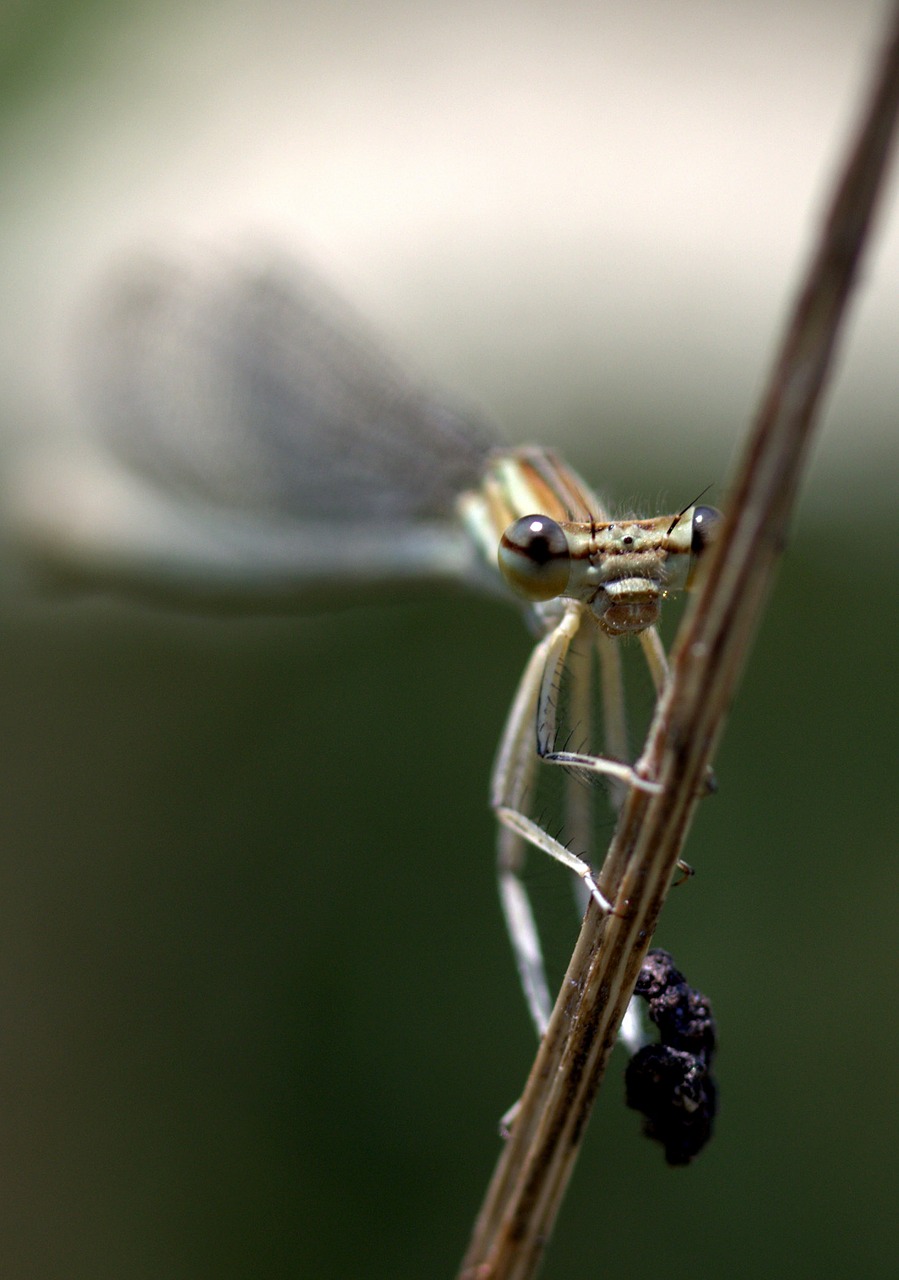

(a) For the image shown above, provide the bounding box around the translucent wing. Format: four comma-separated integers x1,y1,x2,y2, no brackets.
6,251,502,608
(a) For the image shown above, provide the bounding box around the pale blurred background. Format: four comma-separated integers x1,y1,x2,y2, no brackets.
0,3,896,1277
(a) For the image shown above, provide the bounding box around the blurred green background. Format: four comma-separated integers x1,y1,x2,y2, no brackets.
0,3,897,1278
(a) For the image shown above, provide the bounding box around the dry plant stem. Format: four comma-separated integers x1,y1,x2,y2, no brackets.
459,8,899,1278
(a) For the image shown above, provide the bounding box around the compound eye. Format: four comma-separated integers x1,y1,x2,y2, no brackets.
498,515,571,602
691,505,722,558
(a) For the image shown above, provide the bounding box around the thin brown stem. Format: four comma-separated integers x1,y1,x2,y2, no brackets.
460,6,899,1277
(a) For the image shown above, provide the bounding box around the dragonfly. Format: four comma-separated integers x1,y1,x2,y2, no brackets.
6,250,720,1037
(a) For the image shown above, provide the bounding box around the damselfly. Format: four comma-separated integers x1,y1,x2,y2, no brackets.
7,251,719,1036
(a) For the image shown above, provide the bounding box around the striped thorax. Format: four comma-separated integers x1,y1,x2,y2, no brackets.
459,446,720,637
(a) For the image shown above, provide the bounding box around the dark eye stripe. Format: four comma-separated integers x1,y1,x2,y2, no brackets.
498,515,571,601
502,516,568,563
691,506,721,557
